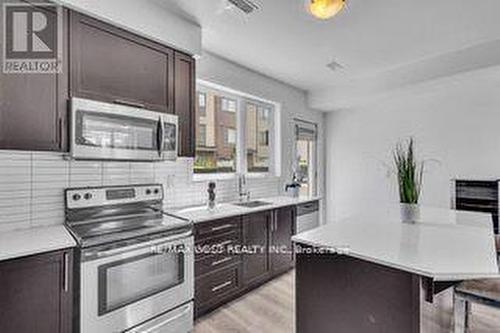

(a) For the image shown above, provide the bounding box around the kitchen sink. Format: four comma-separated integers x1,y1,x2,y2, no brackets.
232,200,271,208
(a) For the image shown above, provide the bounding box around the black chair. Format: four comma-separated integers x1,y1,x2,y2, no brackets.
453,237,500,333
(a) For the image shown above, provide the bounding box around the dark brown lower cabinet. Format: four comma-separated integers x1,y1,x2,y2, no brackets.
194,216,243,317
195,264,242,314
194,207,297,318
270,206,296,273
242,211,271,286
0,249,73,333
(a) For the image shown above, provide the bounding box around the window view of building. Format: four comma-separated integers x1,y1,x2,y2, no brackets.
194,91,237,173
198,93,206,116
294,121,318,197
194,84,276,176
246,102,271,173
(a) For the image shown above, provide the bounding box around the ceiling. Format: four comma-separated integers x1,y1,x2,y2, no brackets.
155,0,500,110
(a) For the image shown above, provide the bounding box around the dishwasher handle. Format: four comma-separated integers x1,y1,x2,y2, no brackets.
297,201,319,216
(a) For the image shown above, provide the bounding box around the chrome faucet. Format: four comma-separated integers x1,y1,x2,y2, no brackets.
237,174,250,202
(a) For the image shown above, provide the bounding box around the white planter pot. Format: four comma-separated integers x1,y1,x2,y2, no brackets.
400,203,421,223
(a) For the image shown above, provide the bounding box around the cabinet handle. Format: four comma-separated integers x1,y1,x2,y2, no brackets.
211,256,232,266
63,252,69,292
113,99,146,109
272,212,277,232
211,224,233,232
58,118,63,149
211,280,232,292
178,126,183,155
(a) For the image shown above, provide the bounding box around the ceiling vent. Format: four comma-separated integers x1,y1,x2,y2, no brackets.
326,60,344,72
227,0,259,14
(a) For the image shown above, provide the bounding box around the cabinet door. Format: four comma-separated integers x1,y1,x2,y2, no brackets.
242,211,270,286
0,249,73,333
0,5,68,151
271,206,296,273
70,11,174,113
174,51,195,157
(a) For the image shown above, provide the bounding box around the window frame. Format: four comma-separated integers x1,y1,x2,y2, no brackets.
193,80,281,182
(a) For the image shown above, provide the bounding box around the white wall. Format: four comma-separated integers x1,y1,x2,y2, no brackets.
55,0,202,55
197,51,326,208
325,65,500,222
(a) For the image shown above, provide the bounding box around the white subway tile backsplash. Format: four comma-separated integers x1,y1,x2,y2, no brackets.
69,160,103,187
0,219,30,232
131,162,155,184
103,162,131,186
0,151,281,232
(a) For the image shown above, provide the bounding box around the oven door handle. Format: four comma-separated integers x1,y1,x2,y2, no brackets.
84,230,192,261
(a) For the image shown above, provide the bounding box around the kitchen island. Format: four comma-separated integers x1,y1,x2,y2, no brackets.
292,205,499,333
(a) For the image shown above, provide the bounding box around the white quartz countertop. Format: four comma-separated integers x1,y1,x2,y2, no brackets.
292,205,499,281
0,225,76,262
168,196,321,223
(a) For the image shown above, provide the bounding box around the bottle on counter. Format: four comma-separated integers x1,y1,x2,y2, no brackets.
207,181,216,210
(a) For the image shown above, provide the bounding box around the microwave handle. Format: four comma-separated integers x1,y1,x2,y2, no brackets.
157,117,165,158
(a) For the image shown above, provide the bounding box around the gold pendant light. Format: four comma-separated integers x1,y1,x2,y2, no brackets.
308,0,346,20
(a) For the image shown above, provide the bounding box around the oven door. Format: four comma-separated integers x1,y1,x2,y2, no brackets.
70,98,176,161
80,232,194,333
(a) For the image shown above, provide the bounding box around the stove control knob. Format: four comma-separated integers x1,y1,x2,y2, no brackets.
84,193,92,200
146,189,152,195
72,193,81,201
154,189,160,195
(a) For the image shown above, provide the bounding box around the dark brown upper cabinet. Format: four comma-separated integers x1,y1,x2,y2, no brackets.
0,5,68,151
0,249,73,333
69,11,174,113
174,51,196,157
270,206,296,273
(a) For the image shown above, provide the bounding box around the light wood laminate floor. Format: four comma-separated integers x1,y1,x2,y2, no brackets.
194,271,500,333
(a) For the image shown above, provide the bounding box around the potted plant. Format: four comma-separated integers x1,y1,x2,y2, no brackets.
393,138,424,223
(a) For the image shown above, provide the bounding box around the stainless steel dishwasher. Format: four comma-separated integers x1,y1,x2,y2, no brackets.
296,201,320,233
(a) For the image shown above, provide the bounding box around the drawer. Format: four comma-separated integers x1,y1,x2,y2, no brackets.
195,265,241,307
297,201,319,216
195,231,241,260
195,217,241,240
196,252,241,277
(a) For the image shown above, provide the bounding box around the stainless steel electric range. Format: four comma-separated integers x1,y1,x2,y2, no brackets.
64,184,193,333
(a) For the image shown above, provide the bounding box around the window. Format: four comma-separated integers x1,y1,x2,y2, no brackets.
198,93,206,116
223,128,237,146
221,98,236,113
246,102,272,173
198,124,207,146
194,82,279,177
194,90,238,174
294,121,318,196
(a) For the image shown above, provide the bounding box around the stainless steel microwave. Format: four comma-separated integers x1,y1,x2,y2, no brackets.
69,98,178,161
